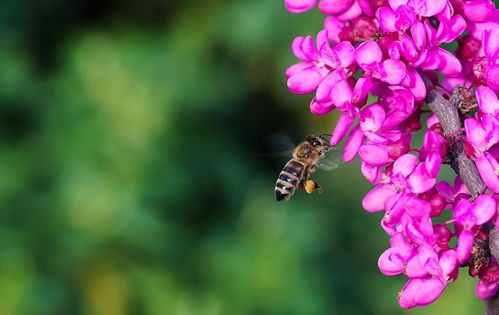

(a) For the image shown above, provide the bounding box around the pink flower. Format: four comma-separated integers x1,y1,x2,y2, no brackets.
476,152,499,193
283,0,499,308
285,0,318,13
285,0,364,17
476,280,499,300
453,196,496,262
362,153,441,212
398,250,456,308
286,30,356,114
376,5,416,32
356,40,408,84
476,85,499,116
388,0,448,17
477,28,499,91
463,0,496,23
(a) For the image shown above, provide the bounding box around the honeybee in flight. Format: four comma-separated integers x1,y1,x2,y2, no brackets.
275,134,335,201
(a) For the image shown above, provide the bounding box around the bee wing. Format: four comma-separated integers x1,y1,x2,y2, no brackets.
254,132,295,158
317,158,339,171
317,149,341,171
253,150,294,158
263,132,296,152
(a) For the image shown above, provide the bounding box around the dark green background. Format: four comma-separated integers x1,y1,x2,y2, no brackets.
0,0,484,314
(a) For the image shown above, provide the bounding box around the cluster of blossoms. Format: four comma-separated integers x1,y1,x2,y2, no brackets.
284,0,499,309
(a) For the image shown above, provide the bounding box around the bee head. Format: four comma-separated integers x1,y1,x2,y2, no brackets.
306,134,333,153
306,135,328,147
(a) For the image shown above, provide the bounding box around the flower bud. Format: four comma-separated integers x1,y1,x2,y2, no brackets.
457,35,482,60
352,17,377,41
420,188,446,217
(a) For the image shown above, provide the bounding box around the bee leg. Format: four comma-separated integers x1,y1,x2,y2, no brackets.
314,181,323,194
304,179,322,194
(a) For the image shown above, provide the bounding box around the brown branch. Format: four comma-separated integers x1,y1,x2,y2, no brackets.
425,89,498,314
425,89,484,197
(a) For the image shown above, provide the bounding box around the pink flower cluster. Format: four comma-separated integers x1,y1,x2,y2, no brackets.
284,0,499,309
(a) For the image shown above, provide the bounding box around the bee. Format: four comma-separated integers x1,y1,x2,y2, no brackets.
275,134,335,201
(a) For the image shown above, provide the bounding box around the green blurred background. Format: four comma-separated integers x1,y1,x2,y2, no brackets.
0,0,484,314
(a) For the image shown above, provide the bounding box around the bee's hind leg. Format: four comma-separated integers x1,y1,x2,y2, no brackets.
304,179,322,194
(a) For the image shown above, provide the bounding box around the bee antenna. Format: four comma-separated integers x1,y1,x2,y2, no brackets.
320,133,331,140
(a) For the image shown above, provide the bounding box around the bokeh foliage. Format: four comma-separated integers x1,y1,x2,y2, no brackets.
0,0,485,314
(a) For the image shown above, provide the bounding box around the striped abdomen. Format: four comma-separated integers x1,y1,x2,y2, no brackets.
275,160,305,201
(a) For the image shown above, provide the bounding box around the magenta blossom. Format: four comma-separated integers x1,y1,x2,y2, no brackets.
283,0,499,309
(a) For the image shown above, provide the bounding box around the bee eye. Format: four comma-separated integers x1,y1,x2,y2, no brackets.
312,140,321,147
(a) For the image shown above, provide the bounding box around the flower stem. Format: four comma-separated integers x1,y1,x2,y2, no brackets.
425,89,498,314
425,89,484,197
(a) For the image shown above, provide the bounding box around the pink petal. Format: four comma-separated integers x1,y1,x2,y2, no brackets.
355,40,382,67
331,79,353,109
417,0,447,17
401,68,426,100
439,249,457,276
361,161,382,184
394,5,416,30
393,154,419,177
454,198,472,220
358,0,374,16
436,48,462,75
420,51,442,71
476,152,499,193
399,34,419,60
337,0,363,21
316,70,344,102
405,254,429,278
359,143,390,166
399,277,446,309
378,248,404,275
287,67,325,94
417,243,440,274
435,180,454,203
391,232,413,254
310,98,335,115
410,21,426,51
463,0,495,23
476,85,499,116
465,118,486,149
485,65,499,92
403,215,428,244
286,61,314,78
468,21,499,43
285,0,318,13
362,184,398,212
424,20,437,45
384,192,406,225
352,76,373,106
424,151,442,178
333,41,355,67
324,16,343,44
408,163,437,194
476,281,499,300
360,104,385,132
316,29,330,52
404,195,431,219
291,36,318,61
380,86,414,130
457,229,473,264
388,0,408,11
437,15,467,44
318,0,355,15
483,28,499,60
377,59,407,84
472,195,496,225
342,125,365,162
331,112,354,146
